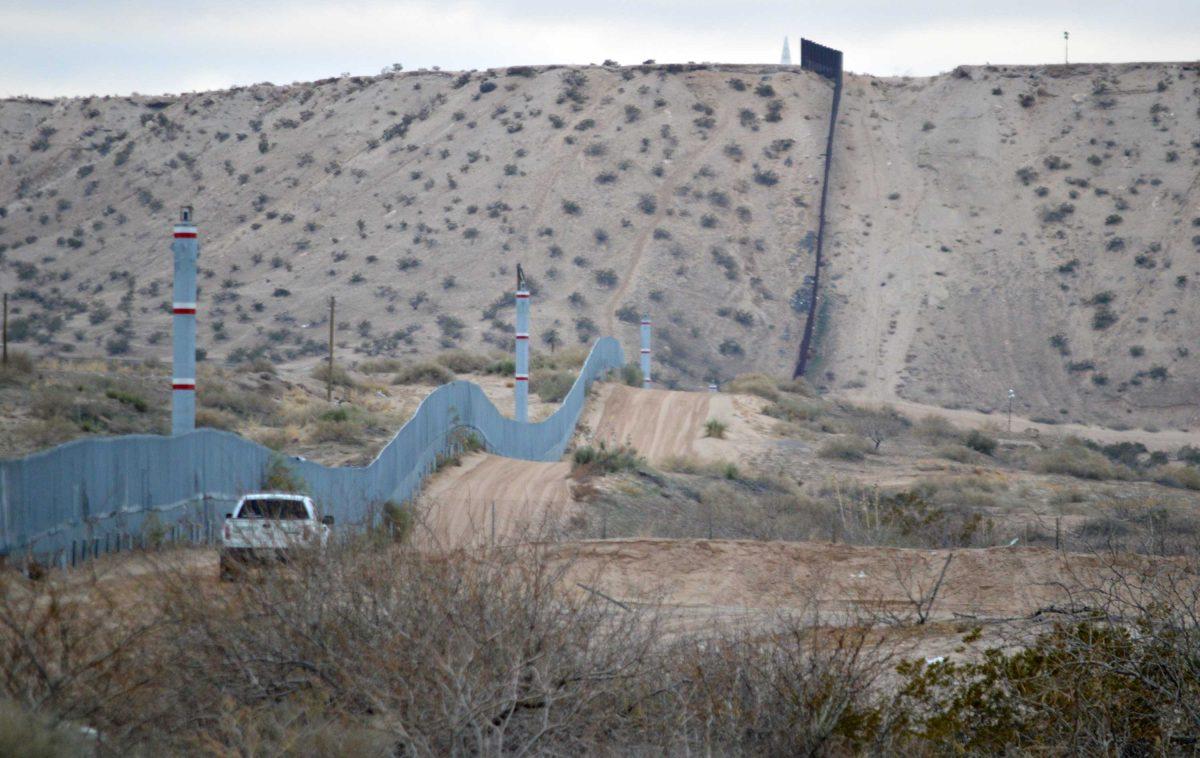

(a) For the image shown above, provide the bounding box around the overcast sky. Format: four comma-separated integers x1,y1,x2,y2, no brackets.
1,0,1197,98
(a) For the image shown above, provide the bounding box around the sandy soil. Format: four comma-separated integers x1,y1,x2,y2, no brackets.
553,538,1123,622
821,63,1200,428
590,385,713,463
416,453,573,547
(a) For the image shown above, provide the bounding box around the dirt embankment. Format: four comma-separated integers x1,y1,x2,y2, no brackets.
418,384,769,545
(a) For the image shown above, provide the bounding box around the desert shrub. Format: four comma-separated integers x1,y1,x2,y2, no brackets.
310,361,355,387
436,350,491,374
531,345,589,372
818,436,873,461
392,362,453,386
776,377,816,397
764,396,824,423
263,454,308,492
964,430,997,456
0,351,35,385
380,500,414,543
1152,465,1200,491
199,380,275,419
487,357,516,375
846,406,910,451
530,370,574,403
936,444,979,463
358,358,404,374
752,167,779,186
704,418,727,439
252,428,291,451
621,363,643,387
572,441,642,475
892,618,1200,754
725,373,780,401
718,339,743,357
195,407,237,431
310,408,366,444
914,415,960,444
1033,443,1132,481
1091,306,1118,330
1177,445,1200,465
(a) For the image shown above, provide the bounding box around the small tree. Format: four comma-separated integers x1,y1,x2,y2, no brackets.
541,328,561,353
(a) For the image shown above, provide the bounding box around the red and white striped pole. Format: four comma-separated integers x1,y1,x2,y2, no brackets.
515,283,530,423
639,316,651,388
171,207,198,435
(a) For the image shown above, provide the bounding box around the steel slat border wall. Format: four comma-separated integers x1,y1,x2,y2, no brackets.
0,337,624,563
793,39,844,378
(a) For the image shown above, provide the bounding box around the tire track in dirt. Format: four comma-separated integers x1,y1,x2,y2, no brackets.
589,385,713,465
417,453,574,547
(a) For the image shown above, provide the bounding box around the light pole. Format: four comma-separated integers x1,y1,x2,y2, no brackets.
1063,31,1069,64
1007,388,1016,432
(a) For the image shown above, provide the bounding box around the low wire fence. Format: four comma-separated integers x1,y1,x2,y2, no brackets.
0,337,625,568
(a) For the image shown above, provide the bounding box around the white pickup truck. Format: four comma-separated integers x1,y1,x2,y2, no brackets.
220,493,334,580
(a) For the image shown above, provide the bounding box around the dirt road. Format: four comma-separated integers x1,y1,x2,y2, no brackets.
416,453,573,547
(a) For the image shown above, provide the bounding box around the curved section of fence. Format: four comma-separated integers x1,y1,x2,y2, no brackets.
0,337,625,563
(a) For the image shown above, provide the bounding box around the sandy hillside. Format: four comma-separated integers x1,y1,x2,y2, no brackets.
823,62,1200,429
3,61,1198,429
0,64,830,388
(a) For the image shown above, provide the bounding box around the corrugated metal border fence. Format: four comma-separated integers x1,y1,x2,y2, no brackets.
0,337,625,567
793,38,844,378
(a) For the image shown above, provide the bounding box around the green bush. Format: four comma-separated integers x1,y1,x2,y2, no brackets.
725,373,780,401
358,358,403,374
1152,464,1200,491
105,388,149,413
393,362,454,385
531,371,574,403
436,350,491,374
818,436,873,461
486,357,516,375
964,430,997,456
381,500,414,543
1034,444,1131,481
572,442,642,474
311,361,356,387
621,363,643,387
764,397,823,423
263,454,309,493
704,418,727,439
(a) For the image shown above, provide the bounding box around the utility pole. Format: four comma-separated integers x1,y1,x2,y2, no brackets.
1007,388,1016,432
1063,31,1069,64
2,292,7,366
327,296,335,402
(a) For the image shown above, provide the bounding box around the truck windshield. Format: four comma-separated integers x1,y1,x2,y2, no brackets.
237,498,309,519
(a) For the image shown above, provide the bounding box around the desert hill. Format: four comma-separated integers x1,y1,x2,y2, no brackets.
1,60,1198,426
0,63,830,389
825,61,1200,428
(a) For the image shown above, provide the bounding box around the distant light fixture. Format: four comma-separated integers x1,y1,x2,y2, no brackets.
1063,31,1070,64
